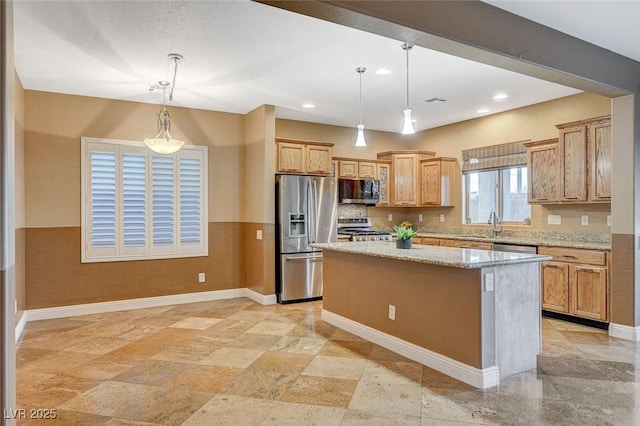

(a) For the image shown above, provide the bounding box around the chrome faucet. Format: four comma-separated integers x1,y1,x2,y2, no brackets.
488,210,503,236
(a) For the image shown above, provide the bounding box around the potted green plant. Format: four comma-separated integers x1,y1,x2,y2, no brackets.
394,224,417,249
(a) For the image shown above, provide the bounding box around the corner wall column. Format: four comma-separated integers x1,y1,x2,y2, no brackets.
610,94,640,340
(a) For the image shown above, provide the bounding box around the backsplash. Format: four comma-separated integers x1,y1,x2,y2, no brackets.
337,204,367,218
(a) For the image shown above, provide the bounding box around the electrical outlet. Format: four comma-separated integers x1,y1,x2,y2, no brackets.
607,215,612,226
439,214,445,222
256,230,263,240
484,273,494,292
198,273,206,283
418,214,423,222
388,213,393,222
388,304,396,320
581,215,589,226
547,215,561,225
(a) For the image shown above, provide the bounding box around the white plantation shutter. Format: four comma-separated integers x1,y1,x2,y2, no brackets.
82,137,208,262
88,149,117,257
179,155,202,250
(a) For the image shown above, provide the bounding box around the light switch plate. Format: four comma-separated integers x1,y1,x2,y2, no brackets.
388,213,393,222
439,214,445,223
256,230,263,240
581,215,589,226
418,214,423,222
388,304,396,320
198,273,206,283
607,215,612,226
547,215,561,225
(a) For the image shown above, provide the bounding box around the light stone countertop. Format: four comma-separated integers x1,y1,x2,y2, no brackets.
311,241,552,269
414,233,611,251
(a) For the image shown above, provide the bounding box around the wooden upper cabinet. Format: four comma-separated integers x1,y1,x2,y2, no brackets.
358,162,377,179
335,158,381,180
588,118,612,202
276,139,333,175
378,151,435,207
524,139,559,203
338,160,358,179
277,142,306,173
558,125,588,202
419,158,457,207
307,145,332,174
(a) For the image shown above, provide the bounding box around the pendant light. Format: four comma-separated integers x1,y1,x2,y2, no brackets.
144,53,185,154
355,67,367,147
401,42,415,135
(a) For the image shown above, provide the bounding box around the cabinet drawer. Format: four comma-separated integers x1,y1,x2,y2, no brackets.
538,246,606,266
441,239,493,250
414,237,440,246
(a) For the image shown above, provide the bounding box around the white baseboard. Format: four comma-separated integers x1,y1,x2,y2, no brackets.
244,288,278,305
20,288,277,325
609,323,640,341
321,309,499,389
15,312,27,343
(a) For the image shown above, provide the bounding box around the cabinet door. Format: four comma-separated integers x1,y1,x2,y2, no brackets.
376,163,391,207
559,126,588,201
307,145,332,174
588,120,612,202
527,143,558,203
358,162,377,179
541,261,570,313
338,160,358,178
278,142,305,173
440,240,492,250
570,265,608,320
393,154,418,206
420,161,441,205
414,237,440,246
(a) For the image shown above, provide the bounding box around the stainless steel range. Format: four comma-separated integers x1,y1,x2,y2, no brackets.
337,217,393,242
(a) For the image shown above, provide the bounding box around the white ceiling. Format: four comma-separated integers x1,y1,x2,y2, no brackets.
13,1,636,134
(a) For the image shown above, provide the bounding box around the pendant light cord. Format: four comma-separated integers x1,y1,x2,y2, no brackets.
169,56,179,101
402,42,413,109
359,70,363,126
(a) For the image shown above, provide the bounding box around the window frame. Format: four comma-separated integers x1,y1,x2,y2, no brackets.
81,137,208,263
463,165,530,225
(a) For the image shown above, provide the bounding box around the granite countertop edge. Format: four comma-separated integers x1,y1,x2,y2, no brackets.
312,242,552,269
415,233,611,251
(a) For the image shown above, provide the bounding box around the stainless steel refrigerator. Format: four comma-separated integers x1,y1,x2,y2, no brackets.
276,175,337,303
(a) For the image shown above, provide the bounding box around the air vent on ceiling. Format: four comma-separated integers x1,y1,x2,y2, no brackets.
146,82,172,93
424,97,447,103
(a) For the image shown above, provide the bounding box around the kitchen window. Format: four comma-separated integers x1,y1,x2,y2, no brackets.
81,137,208,262
462,141,531,224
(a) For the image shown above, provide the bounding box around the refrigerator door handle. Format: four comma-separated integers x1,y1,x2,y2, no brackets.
306,181,313,245
311,181,318,244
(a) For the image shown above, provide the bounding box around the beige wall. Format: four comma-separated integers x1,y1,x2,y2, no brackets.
279,93,612,233
25,90,246,226
22,91,262,307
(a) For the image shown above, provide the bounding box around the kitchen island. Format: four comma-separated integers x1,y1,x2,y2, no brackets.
311,241,551,389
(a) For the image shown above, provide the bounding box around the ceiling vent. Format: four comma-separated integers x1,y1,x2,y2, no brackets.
146,82,172,93
424,97,447,103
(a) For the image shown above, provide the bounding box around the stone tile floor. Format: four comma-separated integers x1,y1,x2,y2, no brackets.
15,298,640,425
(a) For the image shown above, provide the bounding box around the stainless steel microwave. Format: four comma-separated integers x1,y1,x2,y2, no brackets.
338,178,380,205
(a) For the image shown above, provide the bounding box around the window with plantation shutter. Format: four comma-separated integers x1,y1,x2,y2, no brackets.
82,137,208,263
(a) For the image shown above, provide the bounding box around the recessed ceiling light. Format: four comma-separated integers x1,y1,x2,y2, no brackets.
493,93,508,100
302,104,315,109
375,68,391,76
477,108,490,114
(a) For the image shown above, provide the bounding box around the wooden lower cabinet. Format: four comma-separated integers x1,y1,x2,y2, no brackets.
541,261,570,313
571,264,608,320
413,237,440,246
539,246,609,322
440,240,493,250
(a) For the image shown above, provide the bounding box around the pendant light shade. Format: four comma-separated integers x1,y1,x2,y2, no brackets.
401,42,415,135
355,67,367,147
144,53,185,154
402,109,415,135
